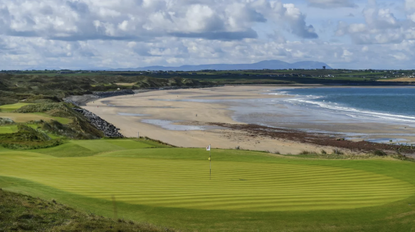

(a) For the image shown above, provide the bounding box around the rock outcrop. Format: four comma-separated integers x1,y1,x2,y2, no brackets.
73,108,124,138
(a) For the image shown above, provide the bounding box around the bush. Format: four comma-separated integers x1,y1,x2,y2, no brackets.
14,102,70,114
299,151,313,155
0,139,64,150
332,149,344,155
0,124,65,150
373,150,387,157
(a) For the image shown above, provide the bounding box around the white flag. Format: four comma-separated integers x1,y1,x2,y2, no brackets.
206,145,211,151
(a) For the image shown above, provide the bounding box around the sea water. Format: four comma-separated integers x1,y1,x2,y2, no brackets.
280,87,415,123
231,87,415,143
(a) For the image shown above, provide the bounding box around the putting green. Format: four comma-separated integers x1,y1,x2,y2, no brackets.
0,151,414,212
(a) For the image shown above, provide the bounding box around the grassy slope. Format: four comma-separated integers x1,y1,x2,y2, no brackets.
0,189,174,232
0,103,72,125
0,124,67,139
33,139,170,157
1,140,415,231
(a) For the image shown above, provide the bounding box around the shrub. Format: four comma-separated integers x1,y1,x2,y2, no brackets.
373,150,387,157
14,102,70,114
333,149,344,155
0,124,65,150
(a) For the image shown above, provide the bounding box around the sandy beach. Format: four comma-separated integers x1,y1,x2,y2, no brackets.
84,85,415,155
84,86,333,154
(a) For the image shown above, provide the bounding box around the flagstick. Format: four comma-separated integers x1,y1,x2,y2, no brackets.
209,144,211,180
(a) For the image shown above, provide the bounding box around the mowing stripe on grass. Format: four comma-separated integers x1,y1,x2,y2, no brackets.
0,154,414,212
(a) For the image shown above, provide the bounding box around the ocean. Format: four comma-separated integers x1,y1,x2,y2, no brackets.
280,87,415,123
231,87,415,144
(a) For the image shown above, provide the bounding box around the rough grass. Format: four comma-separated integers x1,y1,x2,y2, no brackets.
0,189,174,232
12,103,74,124
2,139,415,231
12,103,105,139
0,124,69,151
32,113,72,124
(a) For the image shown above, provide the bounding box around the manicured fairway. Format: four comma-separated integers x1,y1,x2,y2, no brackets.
1,139,415,231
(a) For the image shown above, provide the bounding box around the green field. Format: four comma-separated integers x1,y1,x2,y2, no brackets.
1,139,415,231
0,103,32,112
0,125,18,134
0,103,71,125
0,112,71,124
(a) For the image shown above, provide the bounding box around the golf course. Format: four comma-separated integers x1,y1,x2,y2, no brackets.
2,139,415,231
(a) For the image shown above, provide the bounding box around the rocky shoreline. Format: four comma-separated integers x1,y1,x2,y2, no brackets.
64,89,157,138
73,108,124,138
209,122,415,156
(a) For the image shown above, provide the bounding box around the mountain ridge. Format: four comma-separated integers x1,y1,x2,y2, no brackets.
112,60,332,71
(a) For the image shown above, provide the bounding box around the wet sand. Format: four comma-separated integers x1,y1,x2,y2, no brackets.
84,85,415,155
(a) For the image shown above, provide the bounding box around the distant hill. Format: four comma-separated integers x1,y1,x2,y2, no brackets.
113,60,332,71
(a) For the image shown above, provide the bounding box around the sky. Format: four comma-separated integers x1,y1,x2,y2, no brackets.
1,0,415,70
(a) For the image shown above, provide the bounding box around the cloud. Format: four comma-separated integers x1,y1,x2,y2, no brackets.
2,32,415,70
283,4,318,39
306,0,358,9
4,0,415,70
0,0,317,41
406,0,415,11
336,2,407,44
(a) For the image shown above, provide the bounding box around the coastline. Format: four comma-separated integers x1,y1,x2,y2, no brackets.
83,85,415,155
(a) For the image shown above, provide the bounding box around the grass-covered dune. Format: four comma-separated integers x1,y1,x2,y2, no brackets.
2,139,415,231
0,103,106,150
0,189,174,232
0,73,214,106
